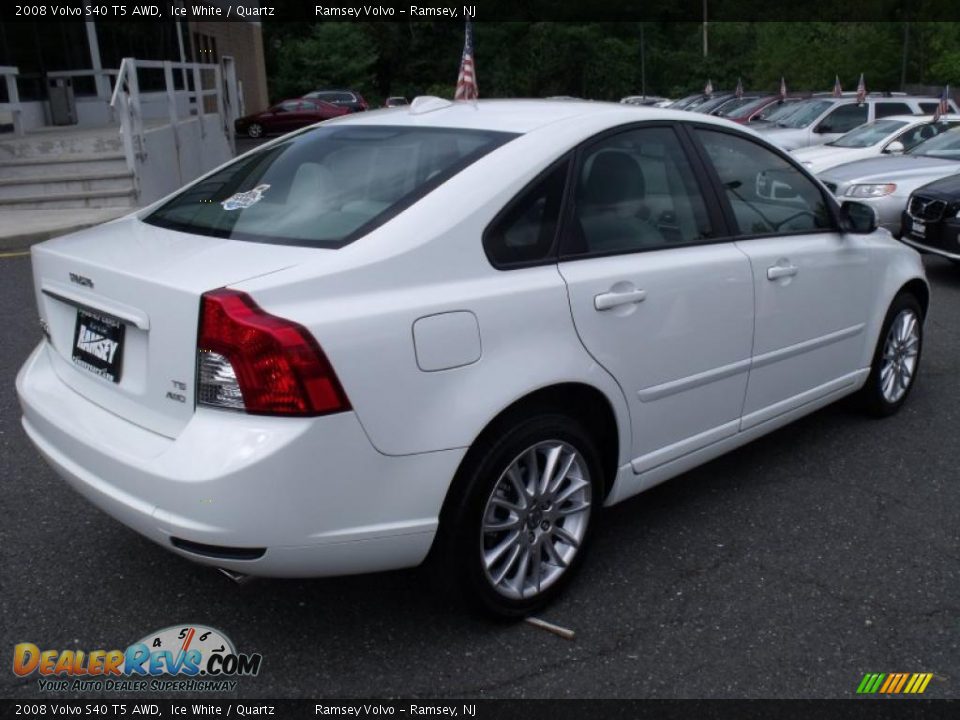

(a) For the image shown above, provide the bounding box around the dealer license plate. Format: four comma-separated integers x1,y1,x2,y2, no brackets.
72,308,125,383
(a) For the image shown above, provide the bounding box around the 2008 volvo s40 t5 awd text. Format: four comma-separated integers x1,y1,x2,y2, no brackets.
17,98,928,616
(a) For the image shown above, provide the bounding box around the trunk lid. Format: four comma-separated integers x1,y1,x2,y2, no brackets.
31,216,321,438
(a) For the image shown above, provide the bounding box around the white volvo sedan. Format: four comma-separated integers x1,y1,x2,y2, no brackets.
17,99,928,616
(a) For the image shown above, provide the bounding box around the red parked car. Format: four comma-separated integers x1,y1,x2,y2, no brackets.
721,94,810,124
234,99,349,139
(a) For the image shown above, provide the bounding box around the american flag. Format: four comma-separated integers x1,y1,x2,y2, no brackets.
933,85,950,123
856,73,866,104
779,76,787,100
454,20,478,101
832,75,842,97
705,79,714,95
734,77,744,100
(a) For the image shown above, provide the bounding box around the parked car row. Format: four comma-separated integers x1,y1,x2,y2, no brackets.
817,124,960,238
754,95,959,151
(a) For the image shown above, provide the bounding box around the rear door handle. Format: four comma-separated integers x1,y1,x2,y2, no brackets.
767,264,799,280
594,289,647,311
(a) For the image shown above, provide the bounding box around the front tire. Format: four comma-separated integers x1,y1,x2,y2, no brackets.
856,293,923,417
439,413,603,617
247,123,264,139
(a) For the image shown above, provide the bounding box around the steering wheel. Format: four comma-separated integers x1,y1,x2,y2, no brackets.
773,209,818,230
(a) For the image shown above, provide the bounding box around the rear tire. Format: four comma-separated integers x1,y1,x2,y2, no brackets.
856,293,923,417
437,413,603,618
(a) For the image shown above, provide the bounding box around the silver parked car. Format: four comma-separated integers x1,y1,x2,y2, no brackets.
756,96,959,151
818,125,960,234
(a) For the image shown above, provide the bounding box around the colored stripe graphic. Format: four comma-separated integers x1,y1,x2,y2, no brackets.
857,673,932,694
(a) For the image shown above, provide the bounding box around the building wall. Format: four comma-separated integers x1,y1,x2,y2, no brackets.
188,21,269,115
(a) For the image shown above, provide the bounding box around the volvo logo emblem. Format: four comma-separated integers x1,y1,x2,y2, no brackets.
69,272,94,288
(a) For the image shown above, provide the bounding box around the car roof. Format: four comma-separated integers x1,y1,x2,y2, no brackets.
881,113,960,122
322,97,745,135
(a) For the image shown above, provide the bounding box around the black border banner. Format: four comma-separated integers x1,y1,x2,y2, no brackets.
2,700,960,719
4,0,960,22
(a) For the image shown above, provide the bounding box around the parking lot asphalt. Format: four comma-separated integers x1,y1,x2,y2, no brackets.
1,250,957,700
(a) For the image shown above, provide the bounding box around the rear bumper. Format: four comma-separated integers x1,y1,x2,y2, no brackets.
16,342,464,577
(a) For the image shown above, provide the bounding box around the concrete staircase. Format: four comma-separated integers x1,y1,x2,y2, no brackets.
0,125,137,211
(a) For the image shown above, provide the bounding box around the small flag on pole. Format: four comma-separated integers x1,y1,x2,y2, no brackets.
832,75,843,97
856,73,866,104
933,85,950,123
735,77,744,100
705,79,714,95
779,76,787,100
454,20,478,101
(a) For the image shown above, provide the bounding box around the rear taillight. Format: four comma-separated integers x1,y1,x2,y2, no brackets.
196,289,350,416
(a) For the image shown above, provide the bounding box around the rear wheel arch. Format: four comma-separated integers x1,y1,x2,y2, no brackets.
439,383,621,524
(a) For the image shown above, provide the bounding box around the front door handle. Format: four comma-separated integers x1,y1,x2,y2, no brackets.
767,264,799,280
594,288,647,311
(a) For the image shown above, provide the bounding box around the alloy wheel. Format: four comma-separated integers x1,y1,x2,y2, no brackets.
480,441,592,600
880,308,920,404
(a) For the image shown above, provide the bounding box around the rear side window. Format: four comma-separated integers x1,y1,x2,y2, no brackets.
145,126,515,247
876,102,913,118
696,129,833,236
563,126,713,256
484,160,569,268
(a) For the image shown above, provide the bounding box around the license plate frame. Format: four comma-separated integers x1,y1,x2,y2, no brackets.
910,218,926,238
71,308,125,383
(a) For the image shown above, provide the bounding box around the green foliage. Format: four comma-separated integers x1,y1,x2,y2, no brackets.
262,21,959,104
270,23,379,101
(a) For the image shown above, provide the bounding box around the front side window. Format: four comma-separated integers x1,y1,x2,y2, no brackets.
896,121,960,151
908,126,960,160
818,103,869,134
563,126,713,256
146,125,515,247
696,129,833,236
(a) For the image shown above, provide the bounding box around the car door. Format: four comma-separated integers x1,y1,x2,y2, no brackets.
557,124,755,482
271,101,301,132
692,127,875,430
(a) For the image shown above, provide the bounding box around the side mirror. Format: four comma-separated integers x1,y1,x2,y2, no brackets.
840,201,879,234
814,123,833,134
884,140,905,154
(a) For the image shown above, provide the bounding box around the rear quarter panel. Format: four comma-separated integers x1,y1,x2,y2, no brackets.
233,120,638,461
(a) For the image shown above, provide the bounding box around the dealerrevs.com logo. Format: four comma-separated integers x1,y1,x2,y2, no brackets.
13,624,262,693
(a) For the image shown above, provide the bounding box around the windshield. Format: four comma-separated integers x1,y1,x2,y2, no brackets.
907,126,960,160
724,97,772,120
146,125,515,247
828,119,909,148
775,100,834,128
759,101,806,123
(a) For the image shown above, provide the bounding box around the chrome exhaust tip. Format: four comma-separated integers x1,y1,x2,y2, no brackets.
218,567,255,585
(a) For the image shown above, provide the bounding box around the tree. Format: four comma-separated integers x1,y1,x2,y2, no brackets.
271,23,379,101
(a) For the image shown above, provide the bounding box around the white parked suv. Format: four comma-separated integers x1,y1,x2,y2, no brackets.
17,99,929,615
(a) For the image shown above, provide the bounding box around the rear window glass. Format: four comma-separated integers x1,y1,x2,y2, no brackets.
308,92,354,102
145,125,515,247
